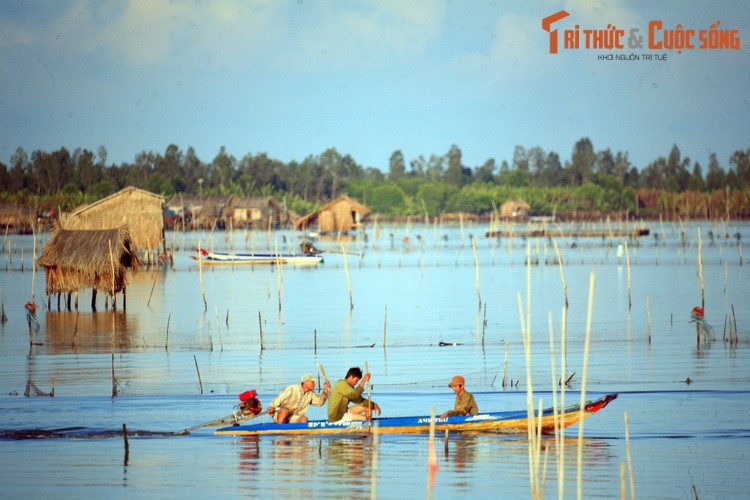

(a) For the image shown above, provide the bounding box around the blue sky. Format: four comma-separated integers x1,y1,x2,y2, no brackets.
1,0,748,173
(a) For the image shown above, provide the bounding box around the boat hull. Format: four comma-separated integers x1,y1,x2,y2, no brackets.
191,250,323,266
215,394,617,436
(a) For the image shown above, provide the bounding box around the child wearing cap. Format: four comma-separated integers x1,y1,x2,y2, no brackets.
440,375,478,419
267,373,331,424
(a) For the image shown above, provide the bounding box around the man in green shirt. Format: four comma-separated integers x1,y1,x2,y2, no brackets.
440,375,478,419
327,367,381,422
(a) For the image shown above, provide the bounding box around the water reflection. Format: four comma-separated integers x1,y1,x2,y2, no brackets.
44,310,135,354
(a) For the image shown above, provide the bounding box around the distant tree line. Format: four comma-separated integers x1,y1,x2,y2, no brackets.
1,138,749,218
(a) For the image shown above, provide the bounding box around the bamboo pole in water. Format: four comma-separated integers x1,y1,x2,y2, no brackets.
276,239,283,312
426,406,438,500
383,305,387,349
165,313,171,351
122,423,129,466
698,228,705,309
646,294,652,344
193,355,204,394
471,237,481,310
552,239,568,309
258,311,264,351
577,271,596,499
370,422,379,500
624,410,635,500
197,242,207,312
341,242,353,311
624,241,631,310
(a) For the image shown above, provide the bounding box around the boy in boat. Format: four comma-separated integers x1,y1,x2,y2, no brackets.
440,375,478,419
267,374,331,424
328,367,381,423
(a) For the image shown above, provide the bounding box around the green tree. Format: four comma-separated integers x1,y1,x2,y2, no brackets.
474,158,496,183
688,162,705,192
566,138,596,186
388,150,406,180
705,153,724,191
369,183,407,215
443,144,466,187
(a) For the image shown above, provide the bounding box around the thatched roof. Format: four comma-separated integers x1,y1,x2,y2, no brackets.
293,195,371,232
61,187,165,252
500,199,530,218
37,227,139,295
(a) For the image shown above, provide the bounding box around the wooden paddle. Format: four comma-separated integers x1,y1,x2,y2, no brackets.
318,363,330,385
365,361,372,423
177,409,262,435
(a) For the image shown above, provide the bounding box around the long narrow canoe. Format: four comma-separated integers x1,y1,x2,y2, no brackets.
191,249,323,266
215,393,618,436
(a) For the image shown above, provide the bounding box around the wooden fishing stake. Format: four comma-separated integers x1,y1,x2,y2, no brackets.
370,422,379,500
698,228,705,309
552,239,568,309
365,362,371,422
624,411,635,500
548,311,563,498
258,311,264,351
383,305,387,350
31,225,37,302
697,229,705,345
314,329,317,355
426,407,438,500
624,240,632,310
646,294,652,344
165,313,171,351
215,305,223,351
147,270,159,307
111,351,117,398
501,340,509,387
123,423,129,466
341,242,354,311
471,237,481,310
197,243,207,312
517,291,538,499
193,355,204,394
1,291,7,324
275,239,283,312
577,271,596,500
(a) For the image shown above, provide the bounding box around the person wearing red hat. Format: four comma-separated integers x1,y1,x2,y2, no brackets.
440,375,478,419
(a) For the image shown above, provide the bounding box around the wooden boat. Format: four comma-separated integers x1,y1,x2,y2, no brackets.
191,248,323,266
215,393,618,436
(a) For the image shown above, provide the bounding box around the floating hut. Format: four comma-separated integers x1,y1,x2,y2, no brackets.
37,227,139,311
226,197,295,229
293,195,371,236
165,194,233,230
60,187,165,263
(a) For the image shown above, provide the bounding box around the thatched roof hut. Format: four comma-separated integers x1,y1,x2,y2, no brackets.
37,227,139,300
227,196,294,229
61,187,165,254
293,195,371,234
500,199,530,218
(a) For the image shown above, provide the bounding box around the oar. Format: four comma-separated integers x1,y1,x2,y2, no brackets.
177,410,262,435
365,361,372,427
318,363,330,385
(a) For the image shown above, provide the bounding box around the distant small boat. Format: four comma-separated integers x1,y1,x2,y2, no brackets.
191,248,323,266
215,393,618,436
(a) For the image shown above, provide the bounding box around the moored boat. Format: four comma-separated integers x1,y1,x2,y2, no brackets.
215,393,618,436
191,248,323,266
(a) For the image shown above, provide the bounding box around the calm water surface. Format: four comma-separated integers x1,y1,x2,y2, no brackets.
1,221,749,498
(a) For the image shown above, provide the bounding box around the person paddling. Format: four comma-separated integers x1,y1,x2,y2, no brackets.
267,374,330,424
440,375,478,419
327,367,381,423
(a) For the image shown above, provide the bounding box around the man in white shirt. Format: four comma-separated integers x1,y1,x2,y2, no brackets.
267,374,331,424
